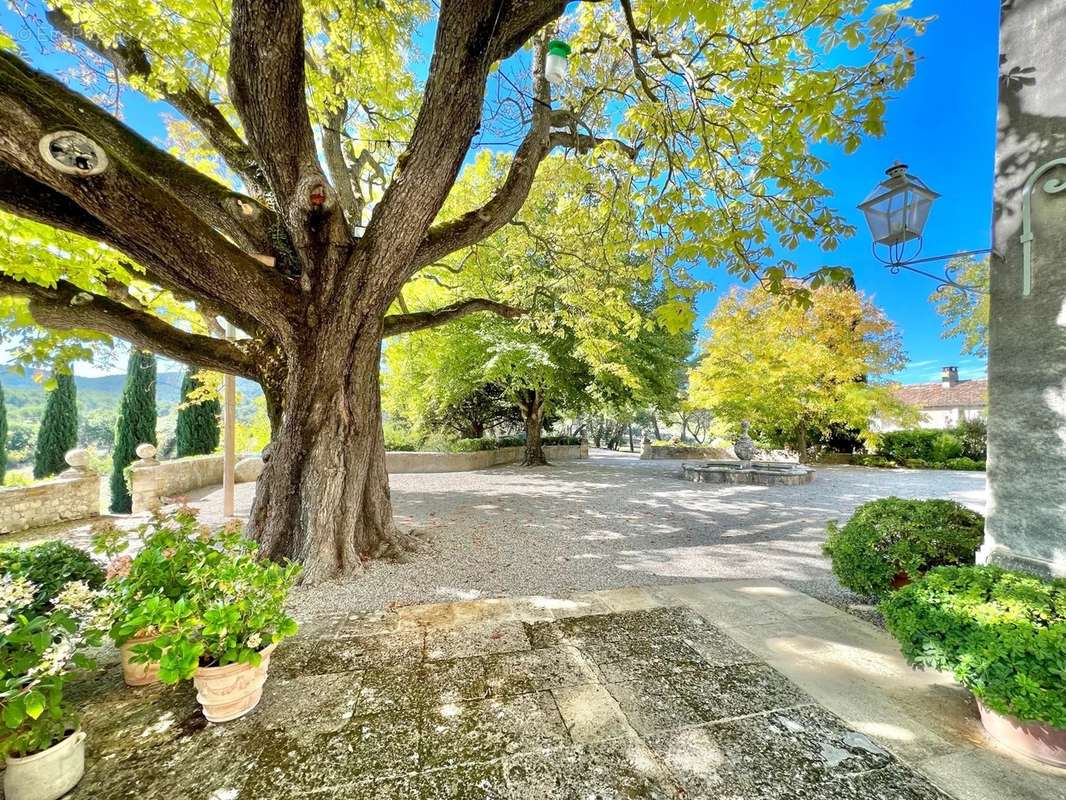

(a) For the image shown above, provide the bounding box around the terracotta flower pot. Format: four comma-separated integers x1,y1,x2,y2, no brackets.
120,632,162,687
978,699,1066,768
4,729,86,800
193,644,275,723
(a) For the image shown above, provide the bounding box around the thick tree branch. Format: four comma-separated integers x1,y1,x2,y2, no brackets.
382,298,523,338
362,0,579,309
45,7,268,197
0,52,300,339
0,274,259,380
0,52,273,258
229,0,351,285
0,166,267,337
410,53,636,273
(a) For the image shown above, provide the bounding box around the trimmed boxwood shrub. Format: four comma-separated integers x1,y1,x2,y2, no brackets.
823,498,984,596
0,541,104,615
881,565,1066,728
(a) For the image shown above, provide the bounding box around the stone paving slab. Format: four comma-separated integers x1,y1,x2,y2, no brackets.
61,597,982,800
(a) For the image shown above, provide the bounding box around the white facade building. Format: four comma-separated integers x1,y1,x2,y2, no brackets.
877,367,987,432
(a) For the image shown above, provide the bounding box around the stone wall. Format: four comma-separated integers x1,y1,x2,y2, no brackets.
386,444,582,474
640,444,734,461
983,2,1066,577
127,444,584,512
0,450,100,535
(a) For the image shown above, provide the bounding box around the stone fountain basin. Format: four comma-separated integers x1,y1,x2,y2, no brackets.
681,460,815,486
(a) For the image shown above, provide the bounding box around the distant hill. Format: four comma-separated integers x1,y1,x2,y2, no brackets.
0,367,262,413
1,366,263,467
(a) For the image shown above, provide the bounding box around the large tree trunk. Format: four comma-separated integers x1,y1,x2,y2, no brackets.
517,389,547,466
248,320,414,583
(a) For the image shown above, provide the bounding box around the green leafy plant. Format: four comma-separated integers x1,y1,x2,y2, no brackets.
93,509,206,647
823,498,985,596
954,418,987,461
876,429,940,463
881,565,1066,728
0,542,104,617
0,576,107,757
930,432,963,462
102,510,301,683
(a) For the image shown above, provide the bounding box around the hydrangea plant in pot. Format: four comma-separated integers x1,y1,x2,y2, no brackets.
823,497,984,596
93,508,211,686
0,576,108,800
881,565,1066,768
145,522,301,722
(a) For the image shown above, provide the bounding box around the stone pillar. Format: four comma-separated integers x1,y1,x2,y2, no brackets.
128,443,161,515
579,435,589,459
982,1,1066,578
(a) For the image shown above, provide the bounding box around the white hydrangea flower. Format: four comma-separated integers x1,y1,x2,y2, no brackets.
0,575,37,611
246,633,262,650
53,580,96,615
35,637,76,677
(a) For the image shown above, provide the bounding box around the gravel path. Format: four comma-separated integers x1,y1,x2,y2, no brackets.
190,450,984,619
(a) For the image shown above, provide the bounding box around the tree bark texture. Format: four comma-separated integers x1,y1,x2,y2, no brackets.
518,389,547,466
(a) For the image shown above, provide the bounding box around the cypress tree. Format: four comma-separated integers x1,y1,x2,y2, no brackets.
0,379,7,485
110,350,157,513
175,369,221,457
33,373,78,479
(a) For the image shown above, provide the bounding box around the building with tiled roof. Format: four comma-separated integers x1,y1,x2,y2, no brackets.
878,366,987,431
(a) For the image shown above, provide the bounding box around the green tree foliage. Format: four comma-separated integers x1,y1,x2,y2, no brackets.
175,369,220,457
689,284,914,455
930,256,989,358
0,378,6,483
110,350,157,513
32,372,77,479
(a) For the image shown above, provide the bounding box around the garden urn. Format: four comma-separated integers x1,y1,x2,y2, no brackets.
3,729,86,800
120,632,162,687
193,644,276,723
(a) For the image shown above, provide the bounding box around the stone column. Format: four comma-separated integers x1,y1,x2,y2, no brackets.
579,435,589,459
128,443,161,515
982,1,1066,577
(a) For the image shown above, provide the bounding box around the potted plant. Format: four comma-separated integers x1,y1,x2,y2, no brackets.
93,508,208,686
148,522,301,722
822,497,984,596
881,565,1066,767
0,576,108,800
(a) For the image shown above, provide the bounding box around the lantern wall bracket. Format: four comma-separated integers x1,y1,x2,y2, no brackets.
1020,157,1066,297
873,243,991,296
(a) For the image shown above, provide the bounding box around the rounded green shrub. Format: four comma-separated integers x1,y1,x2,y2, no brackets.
822,497,984,596
930,432,963,462
943,457,985,471
0,540,104,615
881,565,1066,728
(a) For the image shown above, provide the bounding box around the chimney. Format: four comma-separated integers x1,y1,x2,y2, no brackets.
941,366,959,388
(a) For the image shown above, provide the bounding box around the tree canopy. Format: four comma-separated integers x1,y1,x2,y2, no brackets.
688,284,914,453
930,256,989,358
0,0,925,579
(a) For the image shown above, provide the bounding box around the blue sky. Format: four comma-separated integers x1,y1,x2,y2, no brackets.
0,1,1000,383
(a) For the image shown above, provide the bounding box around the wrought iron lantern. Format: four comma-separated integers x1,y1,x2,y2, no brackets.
38,131,109,176
858,163,987,295
858,162,939,251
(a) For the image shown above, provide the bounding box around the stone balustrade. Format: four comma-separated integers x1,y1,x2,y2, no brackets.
0,449,101,534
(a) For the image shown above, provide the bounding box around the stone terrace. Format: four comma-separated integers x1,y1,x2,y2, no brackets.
62,582,1062,800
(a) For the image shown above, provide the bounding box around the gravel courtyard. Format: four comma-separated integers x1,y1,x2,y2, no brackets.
191,451,987,617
